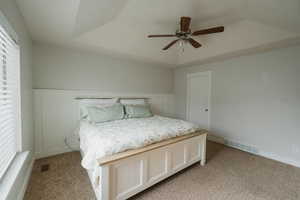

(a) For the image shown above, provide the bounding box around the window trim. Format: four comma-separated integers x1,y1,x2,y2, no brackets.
0,11,18,44
0,11,22,181
14,43,22,152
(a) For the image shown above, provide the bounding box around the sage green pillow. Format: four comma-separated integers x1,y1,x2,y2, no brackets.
124,104,153,118
86,103,124,123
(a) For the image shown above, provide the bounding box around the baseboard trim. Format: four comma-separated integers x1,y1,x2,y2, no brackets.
17,158,34,200
35,147,73,159
207,134,225,144
257,151,300,169
208,134,300,168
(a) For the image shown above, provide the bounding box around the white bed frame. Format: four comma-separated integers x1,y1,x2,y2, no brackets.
87,131,207,200
77,97,207,200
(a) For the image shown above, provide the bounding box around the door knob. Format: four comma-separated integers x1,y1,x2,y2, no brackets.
205,109,208,112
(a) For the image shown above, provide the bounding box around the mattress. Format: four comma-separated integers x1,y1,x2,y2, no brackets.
79,115,200,176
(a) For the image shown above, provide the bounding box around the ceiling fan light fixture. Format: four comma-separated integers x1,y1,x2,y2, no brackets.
179,40,184,47
178,39,186,52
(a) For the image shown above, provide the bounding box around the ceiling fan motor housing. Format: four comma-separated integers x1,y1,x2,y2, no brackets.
175,29,191,39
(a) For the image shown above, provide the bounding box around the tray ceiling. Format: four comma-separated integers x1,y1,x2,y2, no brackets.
17,0,300,67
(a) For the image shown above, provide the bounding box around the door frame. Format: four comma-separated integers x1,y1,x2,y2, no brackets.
186,71,211,130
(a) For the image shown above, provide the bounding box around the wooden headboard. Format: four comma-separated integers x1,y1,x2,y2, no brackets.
74,97,150,100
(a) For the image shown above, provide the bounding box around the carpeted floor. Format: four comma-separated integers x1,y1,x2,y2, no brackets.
24,141,300,200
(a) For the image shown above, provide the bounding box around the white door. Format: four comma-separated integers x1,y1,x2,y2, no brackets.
187,72,211,130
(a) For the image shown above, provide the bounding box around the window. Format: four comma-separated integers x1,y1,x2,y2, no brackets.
0,23,21,179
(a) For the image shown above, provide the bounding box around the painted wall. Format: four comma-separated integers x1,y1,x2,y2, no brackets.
0,0,33,199
174,44,300,167
33,43,173,94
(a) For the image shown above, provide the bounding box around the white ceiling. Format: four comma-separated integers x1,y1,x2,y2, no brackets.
17,0,300,67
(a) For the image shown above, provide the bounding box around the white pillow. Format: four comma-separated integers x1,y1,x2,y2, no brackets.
79,98,118,120
120,99,146,105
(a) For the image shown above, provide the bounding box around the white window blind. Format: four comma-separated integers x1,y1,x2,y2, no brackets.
0,23,20,179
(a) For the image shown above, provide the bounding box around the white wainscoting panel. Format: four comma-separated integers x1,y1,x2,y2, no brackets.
33,89,175,159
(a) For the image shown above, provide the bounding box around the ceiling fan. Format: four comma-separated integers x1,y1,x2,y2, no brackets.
148,17,224,50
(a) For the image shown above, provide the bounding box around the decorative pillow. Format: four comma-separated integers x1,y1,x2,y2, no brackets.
120,99,146,105
86,103,124,123
79,98,118,119
124,104,153,118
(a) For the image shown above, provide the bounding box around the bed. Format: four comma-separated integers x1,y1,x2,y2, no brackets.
77,98,207,200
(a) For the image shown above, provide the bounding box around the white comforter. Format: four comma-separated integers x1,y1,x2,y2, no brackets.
79,115,199,172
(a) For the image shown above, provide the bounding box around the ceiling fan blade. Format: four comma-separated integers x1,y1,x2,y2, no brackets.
180,17,191,32
148,34,176,38
162,39,179,50
188,38,202,48
192,26,224,36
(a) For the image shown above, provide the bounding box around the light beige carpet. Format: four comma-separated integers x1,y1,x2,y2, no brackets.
24,141,300,200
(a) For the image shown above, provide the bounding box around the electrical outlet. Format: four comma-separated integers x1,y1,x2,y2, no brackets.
292,145,300,154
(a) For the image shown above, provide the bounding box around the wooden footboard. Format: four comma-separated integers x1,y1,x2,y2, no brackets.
95,130,207,200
